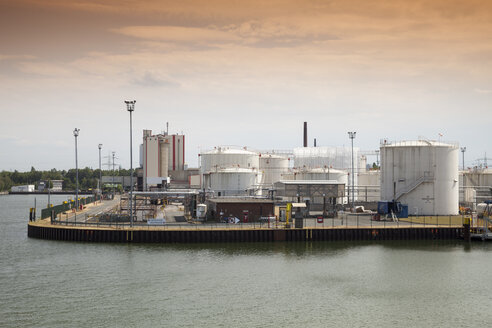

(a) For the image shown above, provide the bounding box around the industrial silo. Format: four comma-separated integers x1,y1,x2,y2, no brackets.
380,140,459,215
159,139,170,178
259,154,289,186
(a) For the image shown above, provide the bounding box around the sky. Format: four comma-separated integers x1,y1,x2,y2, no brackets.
1,0,491,171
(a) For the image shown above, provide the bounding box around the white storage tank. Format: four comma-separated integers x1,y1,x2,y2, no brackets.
200,147,259,173
380,140,459,215
358,170,381,202
205,168,259,196
259,154,289,185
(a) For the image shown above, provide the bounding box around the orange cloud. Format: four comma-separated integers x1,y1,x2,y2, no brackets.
113,26,240,43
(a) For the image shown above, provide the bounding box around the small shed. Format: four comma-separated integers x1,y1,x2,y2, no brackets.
206,198,274,222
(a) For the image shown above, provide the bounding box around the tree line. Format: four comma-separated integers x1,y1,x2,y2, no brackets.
0,167,132,192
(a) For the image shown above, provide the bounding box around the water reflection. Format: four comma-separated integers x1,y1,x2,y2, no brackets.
126,239,487,258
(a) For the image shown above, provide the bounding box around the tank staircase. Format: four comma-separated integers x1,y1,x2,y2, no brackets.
395,174,434,201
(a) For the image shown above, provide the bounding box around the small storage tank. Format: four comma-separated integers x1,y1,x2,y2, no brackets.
206,168,259,196
200,147,259,173
380,140,459,215
259,154,289,185
196,204,207,219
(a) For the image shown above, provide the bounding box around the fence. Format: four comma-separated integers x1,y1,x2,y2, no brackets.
40,196,97,219
49,213,464,230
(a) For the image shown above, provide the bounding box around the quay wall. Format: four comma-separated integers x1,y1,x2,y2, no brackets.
28,225,463,243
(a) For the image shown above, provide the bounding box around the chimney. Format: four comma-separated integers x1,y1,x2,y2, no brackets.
303,122,307,147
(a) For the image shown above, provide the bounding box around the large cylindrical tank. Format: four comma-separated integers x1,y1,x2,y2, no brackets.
159,140,170,178
200,147,259,173
207,168,258,196
380,140,459,215
259,154,289,185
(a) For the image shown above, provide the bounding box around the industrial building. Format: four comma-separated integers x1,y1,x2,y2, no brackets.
135,122,484,220
274,180,345,213
380,139,459,216
11,185,35,193
198,123,373,211
460,168,492,206
38,180,63,192
206,198,275,222
140,129,190,190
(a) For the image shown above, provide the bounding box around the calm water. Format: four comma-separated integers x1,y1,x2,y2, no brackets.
1,194,491,327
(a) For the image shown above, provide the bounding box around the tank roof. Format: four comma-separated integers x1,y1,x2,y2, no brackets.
294,167,347,174
202,147,258,155
380,140,458,148
260,153,287,159
209,167,257,173
278,180,343,185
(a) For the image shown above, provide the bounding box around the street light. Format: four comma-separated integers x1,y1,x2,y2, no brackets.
348,131,356,211
461,147,466,171
73,128,80,211
112,151,116,200
98,143,102,200
125,100,136,227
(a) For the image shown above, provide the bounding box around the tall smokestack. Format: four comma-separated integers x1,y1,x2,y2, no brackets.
303,122,307,147
314,138,317,147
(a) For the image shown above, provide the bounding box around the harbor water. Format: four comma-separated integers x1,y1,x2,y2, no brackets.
1,195,491,327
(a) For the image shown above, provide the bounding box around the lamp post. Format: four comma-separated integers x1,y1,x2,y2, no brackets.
348,131,356,210
461,147,466,171
98,144,102,200
125,100,136,227
73,128,80,211
112,151,115,200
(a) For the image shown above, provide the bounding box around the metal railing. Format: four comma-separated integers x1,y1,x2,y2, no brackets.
49,214,464,230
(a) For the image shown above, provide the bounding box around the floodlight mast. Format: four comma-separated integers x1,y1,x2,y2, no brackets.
125,100,136,227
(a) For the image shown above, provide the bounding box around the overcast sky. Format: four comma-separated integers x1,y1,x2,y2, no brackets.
1,0,491,171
